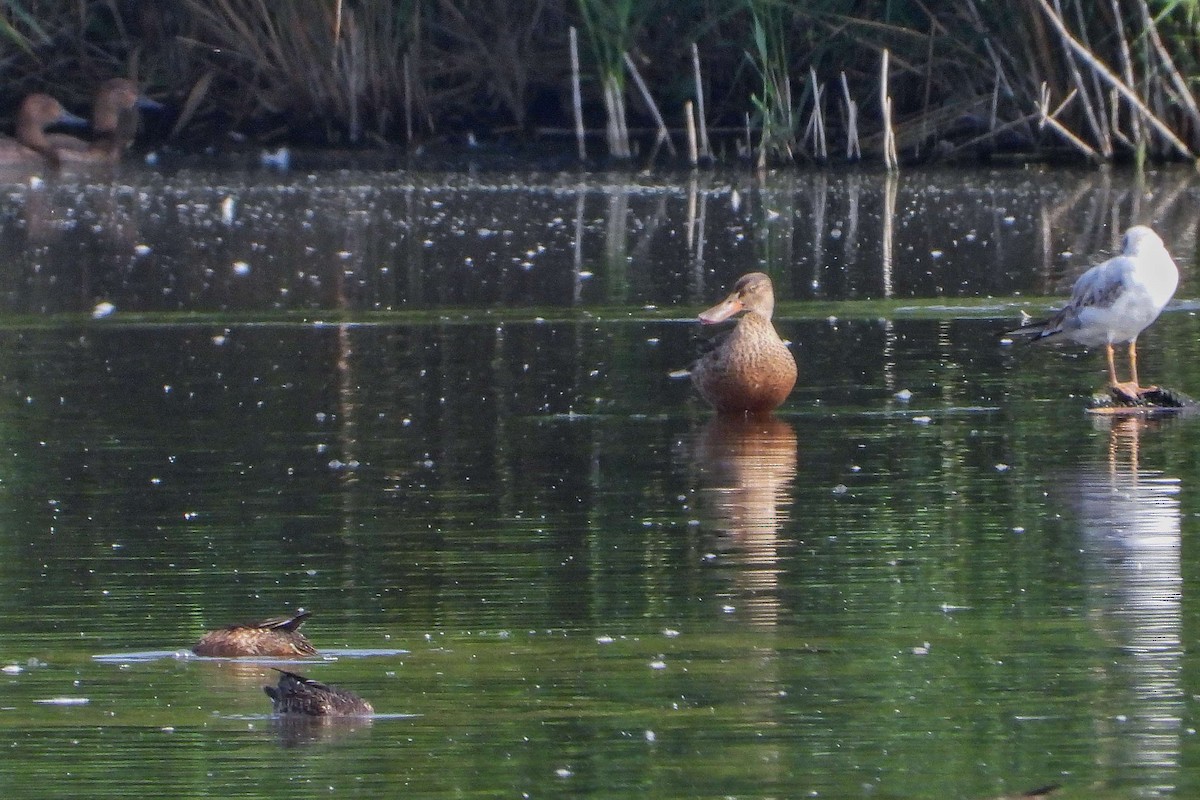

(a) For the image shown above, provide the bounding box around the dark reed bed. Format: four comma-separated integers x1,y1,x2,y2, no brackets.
2,0,1199,168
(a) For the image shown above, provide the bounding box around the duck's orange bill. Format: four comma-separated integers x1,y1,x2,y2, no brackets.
699,296,744,324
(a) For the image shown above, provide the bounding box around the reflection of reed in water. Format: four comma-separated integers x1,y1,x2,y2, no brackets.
693,415,797,627
1073,416,1182,796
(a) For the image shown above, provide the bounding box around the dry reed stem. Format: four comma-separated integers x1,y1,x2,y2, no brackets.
880,49,898,169
1049,0,1110,156
170,70,216,139
1033,0,1192,158
570,26,585,160
804,68,826,161
1107,87,1134,149
1135,0,1200,148
939,111,1041,158
403,51,413,143
623,52,675,157
601,75,631,159
685,99,698,166
1037,83,1100,160
1109,0,1142,151
920,16,934,157
332,0,343,69
616,81,630,158
840,71,860,160
691,42,710,159
1072,0,1113,148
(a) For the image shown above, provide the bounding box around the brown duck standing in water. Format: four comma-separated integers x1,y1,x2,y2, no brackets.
676,272,797,414
265,669,374,716
192,610,318,657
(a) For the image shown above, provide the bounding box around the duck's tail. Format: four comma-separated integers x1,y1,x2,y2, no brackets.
260,610,311,632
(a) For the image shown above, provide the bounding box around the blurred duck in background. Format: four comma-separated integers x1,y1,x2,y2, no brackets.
48,78,162,165
0,93,88,168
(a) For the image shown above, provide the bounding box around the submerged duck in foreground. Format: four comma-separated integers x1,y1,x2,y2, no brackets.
265,669,374,716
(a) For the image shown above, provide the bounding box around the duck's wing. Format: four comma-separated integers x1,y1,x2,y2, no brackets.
668,319,737,378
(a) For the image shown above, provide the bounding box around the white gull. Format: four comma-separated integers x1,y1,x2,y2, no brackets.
1009,225,1179,399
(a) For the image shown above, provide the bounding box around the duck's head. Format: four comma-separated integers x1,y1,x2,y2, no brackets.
16,94,87,135
699,272,777,324
92,79,163,134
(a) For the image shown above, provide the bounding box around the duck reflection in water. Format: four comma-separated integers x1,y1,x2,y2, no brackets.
1069,415,1183,792
674,272,797,414
0,94,88,169
192,609,319,657
693,415,797,627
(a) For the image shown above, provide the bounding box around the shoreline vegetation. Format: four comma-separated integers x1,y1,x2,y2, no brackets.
3,1,1200,169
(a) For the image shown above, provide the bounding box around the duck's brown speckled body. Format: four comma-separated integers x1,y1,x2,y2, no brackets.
265,669,374,716
685,272,797,414
192,610,318,658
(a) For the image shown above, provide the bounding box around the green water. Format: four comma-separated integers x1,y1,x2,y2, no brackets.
0,167,1197,798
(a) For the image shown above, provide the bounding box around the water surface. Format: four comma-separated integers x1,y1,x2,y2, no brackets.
0,165,1198,799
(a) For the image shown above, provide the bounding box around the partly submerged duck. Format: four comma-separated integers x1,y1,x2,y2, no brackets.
192,610,318,657
1008,225,1178,401
0,94,87,168
675,272,797,414
265,669,374,716
47,78,162,165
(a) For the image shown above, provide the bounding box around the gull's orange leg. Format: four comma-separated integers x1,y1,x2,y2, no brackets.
1108,341,1142,401
1105,343,1121,386
1128,338,1158,395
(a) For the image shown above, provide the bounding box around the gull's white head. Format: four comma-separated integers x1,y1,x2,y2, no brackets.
1121,225,1164,256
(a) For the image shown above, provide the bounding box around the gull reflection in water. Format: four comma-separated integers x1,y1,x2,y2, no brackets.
1073,415,1183,796
693,415,797,628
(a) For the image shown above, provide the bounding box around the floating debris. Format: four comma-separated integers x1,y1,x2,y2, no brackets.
260,146,290,170
1087,385,1198,416
34,697,89,705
